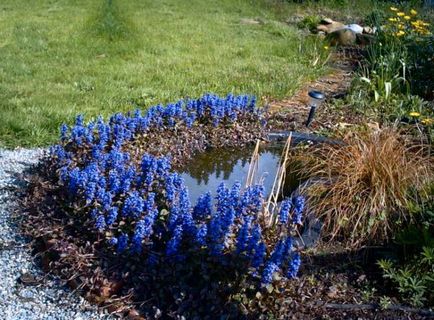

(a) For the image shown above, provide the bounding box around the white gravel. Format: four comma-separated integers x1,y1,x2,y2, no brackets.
0,148,110,320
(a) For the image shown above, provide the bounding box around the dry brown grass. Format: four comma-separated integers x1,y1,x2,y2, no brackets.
298,128,433,247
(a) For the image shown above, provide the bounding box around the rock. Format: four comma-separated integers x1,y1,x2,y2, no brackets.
326,29,357,46
0,148,105,319
316,24,329,33
18,273,40,286
316,19,374,40
327,285,339,299
316,20,345,34
320,18,335,25
344,24,364,34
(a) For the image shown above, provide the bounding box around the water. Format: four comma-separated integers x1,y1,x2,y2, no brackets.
180,144,300,204
179,143,321,248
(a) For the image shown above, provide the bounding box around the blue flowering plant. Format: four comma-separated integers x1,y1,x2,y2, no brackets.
57,93,264,166
26,93,305,317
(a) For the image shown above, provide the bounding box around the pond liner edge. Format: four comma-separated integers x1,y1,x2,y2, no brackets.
267,131,344,145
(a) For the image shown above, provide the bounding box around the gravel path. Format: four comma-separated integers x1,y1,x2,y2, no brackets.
0,149,109,320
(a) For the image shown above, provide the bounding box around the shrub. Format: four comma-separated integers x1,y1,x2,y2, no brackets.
298,127,433,246
31,93,306,316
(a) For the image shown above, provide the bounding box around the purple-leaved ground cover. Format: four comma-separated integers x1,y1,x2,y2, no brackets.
51,93,305,285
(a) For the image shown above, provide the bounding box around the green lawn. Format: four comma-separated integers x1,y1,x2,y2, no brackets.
0,0,378,147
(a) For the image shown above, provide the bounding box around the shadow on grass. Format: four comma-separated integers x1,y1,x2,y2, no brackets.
86,0,136,42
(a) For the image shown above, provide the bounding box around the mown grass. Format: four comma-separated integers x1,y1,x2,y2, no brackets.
0,0,383,147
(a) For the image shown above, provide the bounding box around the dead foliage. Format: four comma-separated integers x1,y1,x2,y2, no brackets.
297,127,433,247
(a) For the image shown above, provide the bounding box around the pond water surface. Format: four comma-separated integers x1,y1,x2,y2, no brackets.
180,144,300,204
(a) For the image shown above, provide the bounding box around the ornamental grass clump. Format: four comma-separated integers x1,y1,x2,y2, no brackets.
28,93,306,317
299,127,433,247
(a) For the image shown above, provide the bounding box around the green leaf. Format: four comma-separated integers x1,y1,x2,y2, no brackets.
360,77,371,83
384,82,392,100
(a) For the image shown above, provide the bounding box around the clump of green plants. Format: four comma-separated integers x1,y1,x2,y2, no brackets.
378,221,434,308
298,35,332,68
364,8,387,27
379,247,434,307
297,15,322,32
298,127,433,246
350,6,434,124
377,184,434,308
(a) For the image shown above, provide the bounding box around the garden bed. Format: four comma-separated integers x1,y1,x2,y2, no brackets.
21,94,293,318
20,91,433,319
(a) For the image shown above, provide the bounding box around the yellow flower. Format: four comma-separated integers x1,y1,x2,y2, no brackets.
390,7,399,11
396,30,405,36
414,20,428,26
409,111,420,117
421,118,434,125
397,12,405,17
398,23,405,29
404,16,411,20
324,46,329,50
388,17,398,22
410,9,417,15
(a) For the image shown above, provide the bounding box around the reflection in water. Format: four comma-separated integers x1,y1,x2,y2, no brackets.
179,144,299,204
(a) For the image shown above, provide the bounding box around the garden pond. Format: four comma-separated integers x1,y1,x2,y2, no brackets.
180,131,338,203
180,136,323,248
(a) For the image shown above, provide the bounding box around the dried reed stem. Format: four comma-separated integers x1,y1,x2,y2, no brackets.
265,134,292,227
245,139,260,188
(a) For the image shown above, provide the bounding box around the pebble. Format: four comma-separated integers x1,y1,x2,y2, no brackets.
0,148,110,320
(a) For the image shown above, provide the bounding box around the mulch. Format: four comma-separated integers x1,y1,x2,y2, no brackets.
266,47,368,134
